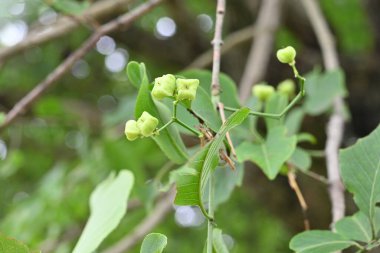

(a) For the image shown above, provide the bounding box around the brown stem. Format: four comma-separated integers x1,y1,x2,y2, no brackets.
0,0,164,132
288,170,310,230
300,0,346,229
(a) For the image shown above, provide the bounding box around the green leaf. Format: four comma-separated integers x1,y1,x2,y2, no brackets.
236,126,297,180
0,234,30,253
264,93,288,129
289,148,312,171
73,170,134,253
214,163,244,208
190,86,222,132
340,124,380,225
285,108,305,135
127,61,143,88
0,112,5,125
289,230,357,253
375,207,380,237
134,62,188,164
140,233,167,253
52,0,89,15
297,133,317,144
304,69,346,115
335,212,372,243
179,69,240,107
174,108,250,213
213,229,230,253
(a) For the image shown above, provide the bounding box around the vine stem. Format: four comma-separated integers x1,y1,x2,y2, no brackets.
208,0,226,251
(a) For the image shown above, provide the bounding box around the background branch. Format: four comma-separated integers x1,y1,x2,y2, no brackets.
103,188,175,253
238,0,282,102
0,0,135,64
300,0,346,227
0,0,164,132
187,25,255,69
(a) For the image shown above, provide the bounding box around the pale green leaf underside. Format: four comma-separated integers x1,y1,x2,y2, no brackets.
213,229,229,253
73,170,134,253
140,233,167,253
289,230,357,253
236,126,296,180
174,108,250,213
335,211,372,243
340,124,380,223
304,69,346,115
289,147,311,171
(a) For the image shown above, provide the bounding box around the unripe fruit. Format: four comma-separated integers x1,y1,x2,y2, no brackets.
252,83,275,101
176,78,199,101
277,79,295,97
152,74,176,100
276,46,296,65
137,111,159,137
124,120,141,141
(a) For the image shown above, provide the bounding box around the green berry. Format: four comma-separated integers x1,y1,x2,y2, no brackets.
137,111,159,137
176,78,199,101
276,46,296,65
252,83,275,101
277,79,295,97
152,74,176,100
124,120,141,141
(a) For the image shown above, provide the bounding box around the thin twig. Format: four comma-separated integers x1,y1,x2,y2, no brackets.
300,0,346,228
0,0,134,64
288,169,310,230
187,25,256,69
0,0,164,132
298,169,329,185
208,0,227,252
103,188,175,253
239,0,282,102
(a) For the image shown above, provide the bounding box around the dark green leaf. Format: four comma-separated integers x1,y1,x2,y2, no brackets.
335,212,372,243
304,69,346,115
340,124,380,224
140,233,167,253
179,69,240,107
236,126,296,180
191,86,222,132
134,62,188,164
289,230,357,253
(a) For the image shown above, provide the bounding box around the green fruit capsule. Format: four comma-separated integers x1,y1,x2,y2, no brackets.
124,120,141,141
276,46,296,65
176,78,199,101
277,79,295,97
137,111,159,137
252,83,275,101
152,74,176,100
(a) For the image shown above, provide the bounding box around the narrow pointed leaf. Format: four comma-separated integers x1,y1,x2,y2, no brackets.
335,212,372,243
236,126,296,180
289,230,357,253
140,233,167,253
73,170,134,253
340,124,380,223
174,108,250,214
